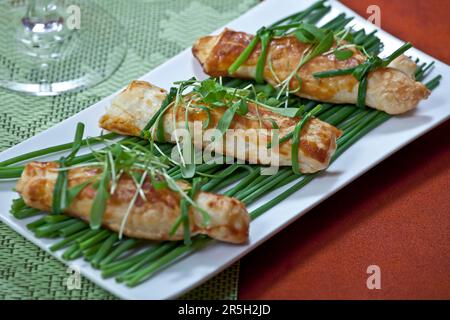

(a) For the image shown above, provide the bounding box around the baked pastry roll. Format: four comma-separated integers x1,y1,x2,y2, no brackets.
99,81,342,174
16,161,250,244
192,29,430,115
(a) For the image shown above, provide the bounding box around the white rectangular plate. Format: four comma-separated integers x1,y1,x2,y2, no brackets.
0,0,449,300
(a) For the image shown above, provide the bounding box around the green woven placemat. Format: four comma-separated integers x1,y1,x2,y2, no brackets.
0,0,258,300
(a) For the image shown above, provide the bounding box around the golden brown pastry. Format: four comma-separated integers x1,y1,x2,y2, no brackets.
388,55,418,79
192,29,430,115
16,161,250,244
99,81,343,174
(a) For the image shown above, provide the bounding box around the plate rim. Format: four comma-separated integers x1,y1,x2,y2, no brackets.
0,0,449,300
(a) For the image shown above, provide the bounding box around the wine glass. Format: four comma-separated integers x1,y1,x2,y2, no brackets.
0,0,127,96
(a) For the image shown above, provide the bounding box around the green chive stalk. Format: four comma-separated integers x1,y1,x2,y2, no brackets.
0,132,118,167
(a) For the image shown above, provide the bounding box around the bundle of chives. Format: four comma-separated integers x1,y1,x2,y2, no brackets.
3,1,442,288
10,60,439,286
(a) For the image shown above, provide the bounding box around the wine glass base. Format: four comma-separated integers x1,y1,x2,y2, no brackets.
0,0,127,96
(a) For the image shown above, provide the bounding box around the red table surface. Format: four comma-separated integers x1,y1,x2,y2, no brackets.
239,0,450,300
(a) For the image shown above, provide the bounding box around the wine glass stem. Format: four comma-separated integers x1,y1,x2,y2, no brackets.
23,0,62,24
19,0,70,56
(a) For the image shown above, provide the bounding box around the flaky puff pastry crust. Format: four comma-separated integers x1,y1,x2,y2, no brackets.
99,81,342,174
16,161,250,244
192,29,430,115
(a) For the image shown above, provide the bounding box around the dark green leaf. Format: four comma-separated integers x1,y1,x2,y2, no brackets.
265,97,280,107
197,106,211,129
334,49,353,60
313,67,355,78
194,79,229,106
267,118,279,129
255,31,272,84
235,99,248,116
381,42,412,67
295,28,316,43
155,110,167,143
302,23,325,41
169,214,183,238
263,106,302,118
268,105,317,149
168,178,206,245
215,101,239,138
151,177,168,190
180,198,191,245
51,123,86,214
67,181,91,206
308,31,334,59
254,84,276,97
52,157,68,214
140,87,177,138
180,103,196,179
89,163,111,229
191,178,209,225
228,34,261,74
291,105,322,174
66,122,85,161
357,76,368,108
